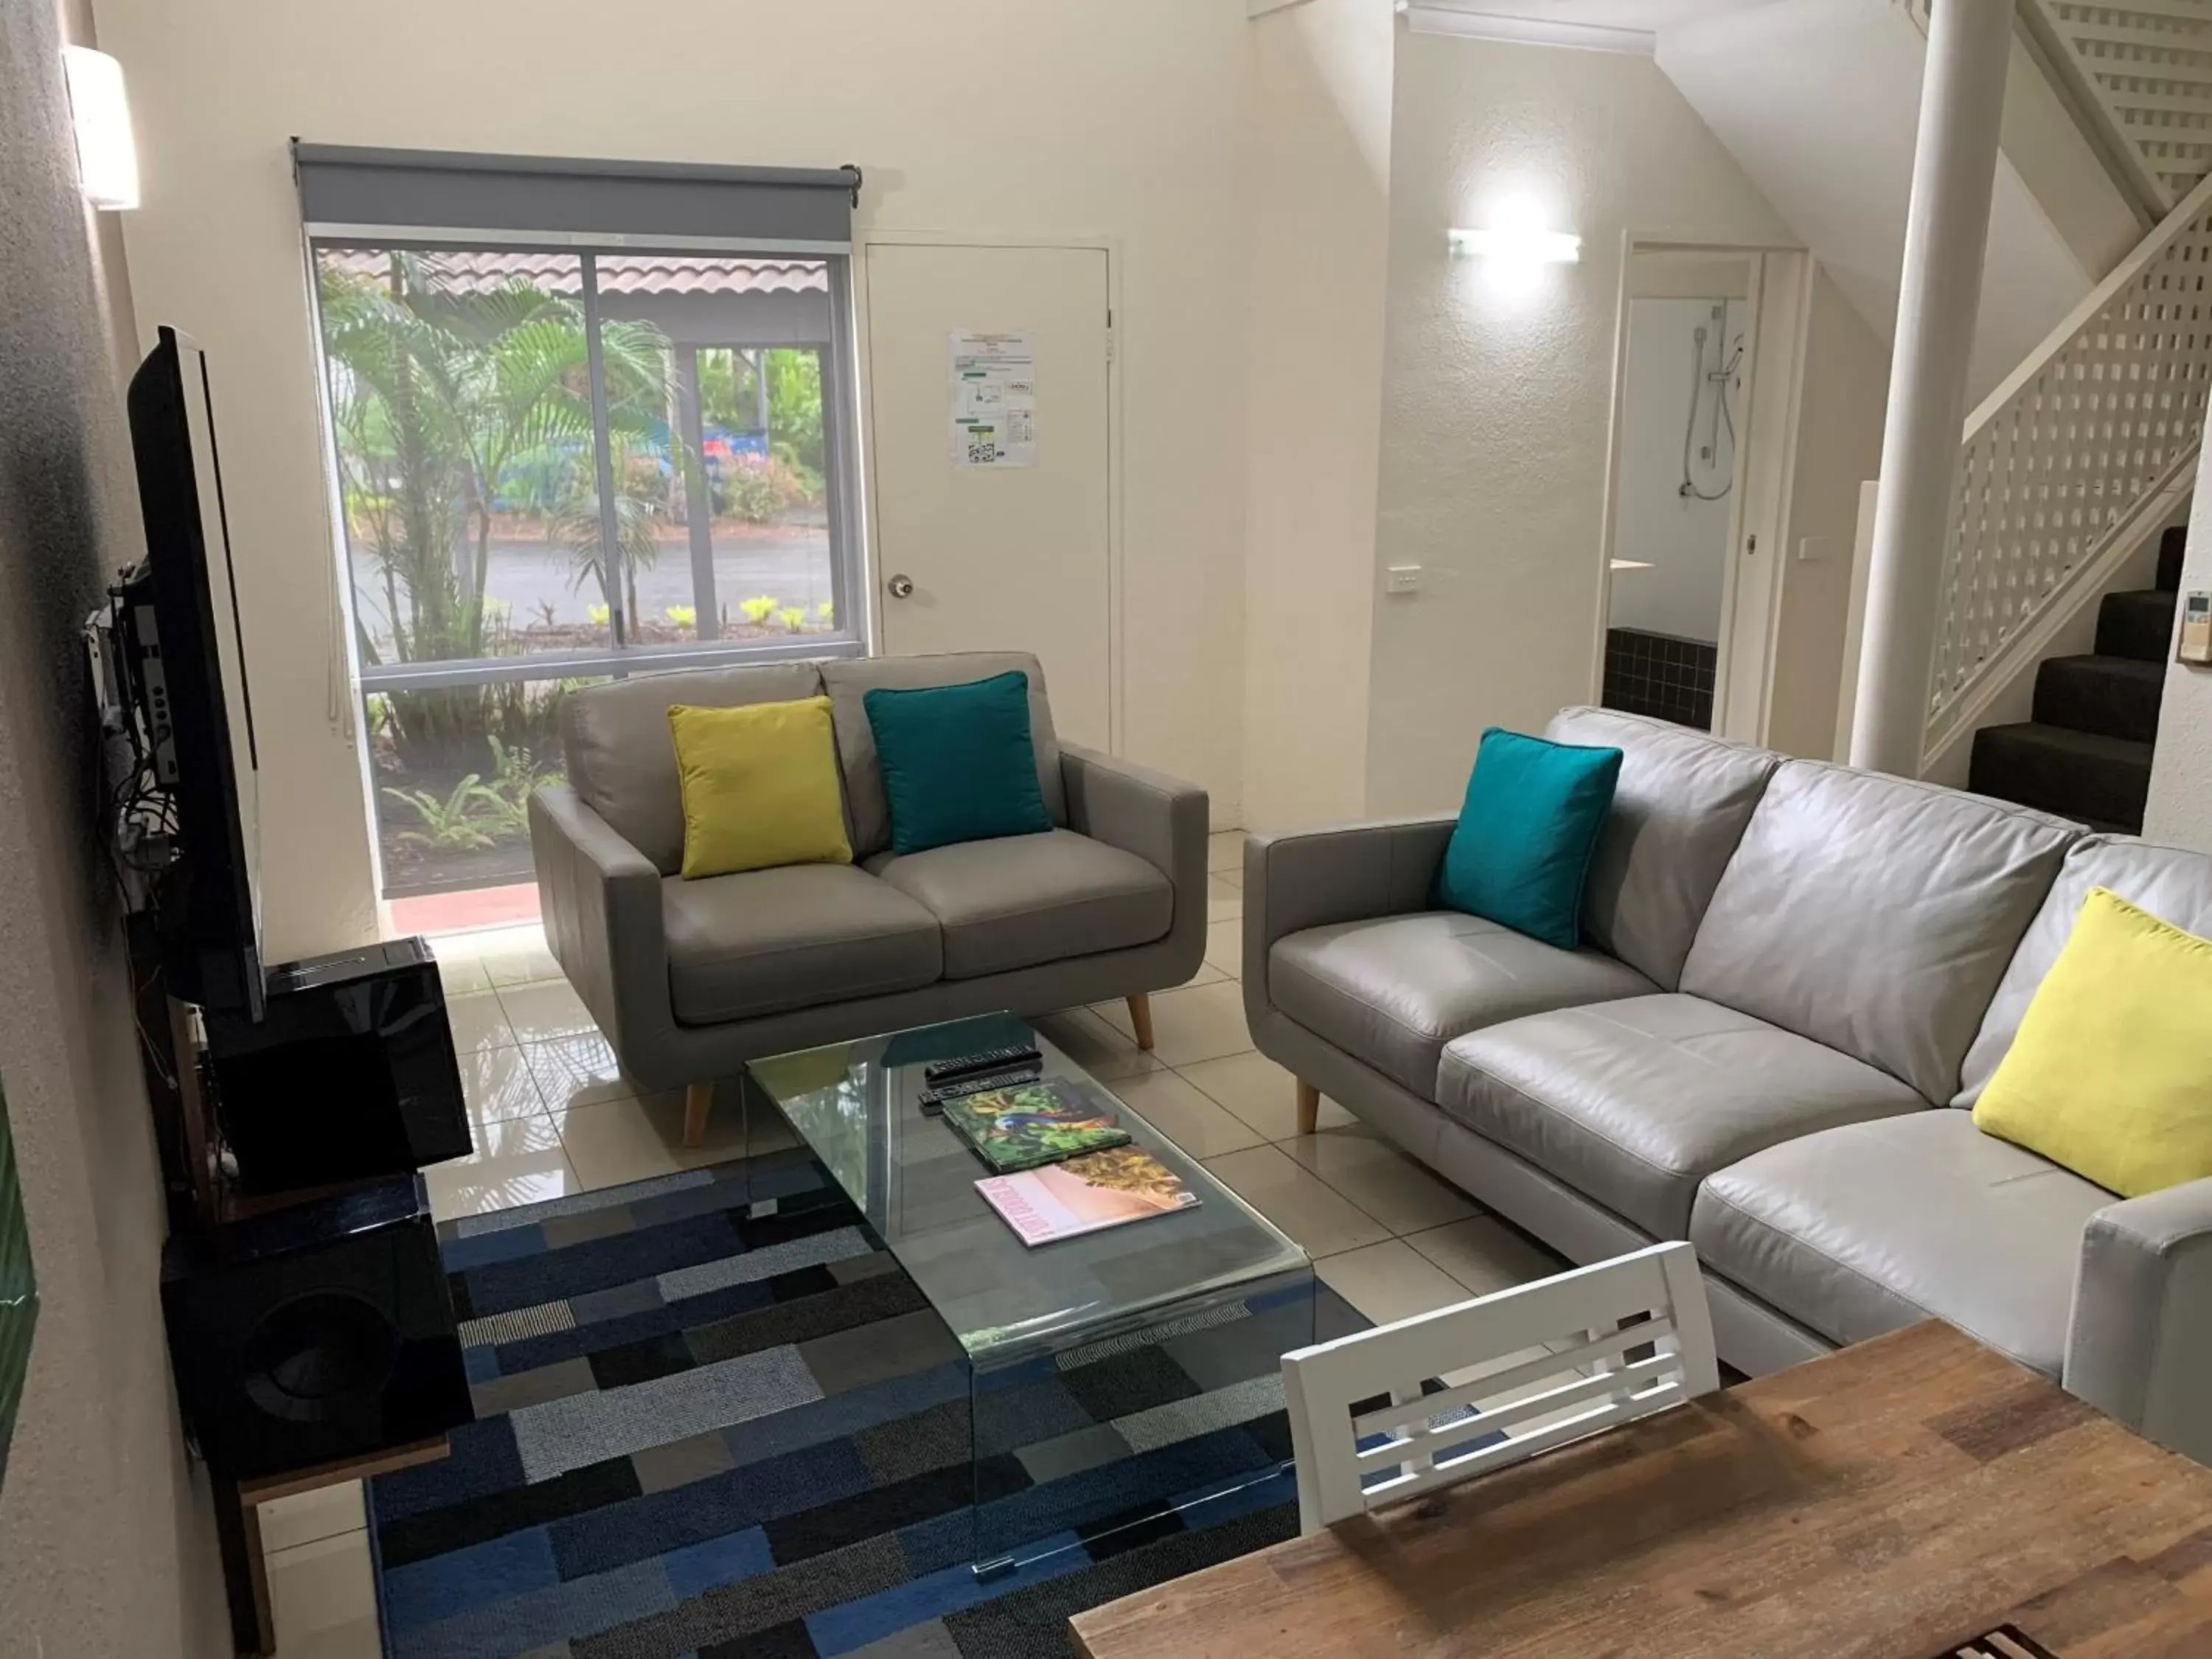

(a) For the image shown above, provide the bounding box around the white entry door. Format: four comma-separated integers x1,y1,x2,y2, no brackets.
862,242,1113,749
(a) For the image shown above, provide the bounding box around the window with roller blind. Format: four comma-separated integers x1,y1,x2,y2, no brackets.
293,146,866,911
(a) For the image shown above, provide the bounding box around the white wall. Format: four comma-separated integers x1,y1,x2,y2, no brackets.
1657,0,2098,411
93,0,1256,953
1239,0,1395,832
1365,30,1797,815
1997,27,2146,279
2146,447,2212,849
1609,296,1745,645
1765,264,1889,759
0,2,229,1651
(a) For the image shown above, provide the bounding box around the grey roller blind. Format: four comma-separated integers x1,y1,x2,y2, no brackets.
293,144,861,249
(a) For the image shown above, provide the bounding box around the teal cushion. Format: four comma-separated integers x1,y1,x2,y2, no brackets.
863,670,1054,855
1436,727,1623,951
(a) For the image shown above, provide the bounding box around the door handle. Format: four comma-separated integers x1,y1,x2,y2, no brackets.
886,573,914,599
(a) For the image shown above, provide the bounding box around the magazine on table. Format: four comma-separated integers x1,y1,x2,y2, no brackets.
939,1077,1132,1174
977,1147,1200,1246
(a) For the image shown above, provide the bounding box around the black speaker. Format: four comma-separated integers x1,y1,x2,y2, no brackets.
161,1175,473,1480
204,937,470,1194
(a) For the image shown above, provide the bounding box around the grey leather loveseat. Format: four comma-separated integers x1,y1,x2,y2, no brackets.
532,651,1208,1144
1247,705,2212,1463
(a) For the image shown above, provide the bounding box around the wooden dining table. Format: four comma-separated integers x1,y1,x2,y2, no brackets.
1069,1321,2212,1658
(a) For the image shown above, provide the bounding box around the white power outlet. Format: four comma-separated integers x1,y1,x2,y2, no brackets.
1385,566,1422,594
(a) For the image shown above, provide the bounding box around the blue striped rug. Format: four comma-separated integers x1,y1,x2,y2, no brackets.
366,1144,1355,1658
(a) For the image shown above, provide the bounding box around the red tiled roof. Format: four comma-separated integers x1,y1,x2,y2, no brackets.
319,249,827,296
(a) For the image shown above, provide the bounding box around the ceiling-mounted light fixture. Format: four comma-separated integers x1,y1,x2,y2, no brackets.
60,46,139,210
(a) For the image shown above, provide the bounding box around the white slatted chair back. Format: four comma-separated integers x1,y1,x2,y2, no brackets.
1281,1241,1719,1533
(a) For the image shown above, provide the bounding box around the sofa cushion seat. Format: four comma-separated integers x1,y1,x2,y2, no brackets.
869,828,1171,979
1691,1110,2112,1377
1439,994,1927,1239
664,864,942,1024
1270,912,1655,1097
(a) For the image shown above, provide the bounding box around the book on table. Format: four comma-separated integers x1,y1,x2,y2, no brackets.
939,1077,1132,1174
977,1147,1201,1247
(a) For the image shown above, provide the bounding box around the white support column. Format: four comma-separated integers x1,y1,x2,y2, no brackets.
1850,0,2015,775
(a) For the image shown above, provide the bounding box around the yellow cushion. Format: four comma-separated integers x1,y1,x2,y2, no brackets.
667,697,852,880
1973,886,2212,1198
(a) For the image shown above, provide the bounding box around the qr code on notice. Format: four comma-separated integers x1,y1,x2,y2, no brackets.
966,437,1000,465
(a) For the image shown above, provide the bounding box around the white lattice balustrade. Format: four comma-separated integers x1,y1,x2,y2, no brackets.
1930,171,2212,748
2034,0,2212,209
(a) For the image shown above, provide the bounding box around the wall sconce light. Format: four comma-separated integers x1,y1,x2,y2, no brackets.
1447,224,1581,265
1449,201,1578,299
60,46,139,211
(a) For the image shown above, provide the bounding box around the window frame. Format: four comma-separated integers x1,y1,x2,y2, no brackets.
307,232,870,698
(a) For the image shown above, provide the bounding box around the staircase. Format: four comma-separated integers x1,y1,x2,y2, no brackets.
1916,164,2212,818
1968,525,2184,831
1655,0,2115,411
1910,1,2212,827
1648,0,2212,825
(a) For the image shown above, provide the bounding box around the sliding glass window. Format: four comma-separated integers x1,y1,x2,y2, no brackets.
297,150,865,912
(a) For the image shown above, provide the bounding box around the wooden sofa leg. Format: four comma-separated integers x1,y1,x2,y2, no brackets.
1295,1079,1321,1136
683,1080,714,1149
1127,993,1156,1051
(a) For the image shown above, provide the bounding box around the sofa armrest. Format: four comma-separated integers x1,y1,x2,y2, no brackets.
1243,816,1456,1019
1061,744,1206,880
2065,1176,2212,1465
529,783,675,1061
1062,744,1210,959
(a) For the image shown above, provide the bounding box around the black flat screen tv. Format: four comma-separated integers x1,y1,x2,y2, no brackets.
126,326,265,1018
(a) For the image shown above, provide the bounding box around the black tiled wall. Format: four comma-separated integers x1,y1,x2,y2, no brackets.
1602,627,1715,731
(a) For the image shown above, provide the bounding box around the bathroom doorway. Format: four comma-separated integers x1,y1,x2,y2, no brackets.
1599,246,1806,741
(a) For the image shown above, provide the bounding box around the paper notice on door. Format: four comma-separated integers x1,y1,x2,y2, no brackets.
949,330,1037,467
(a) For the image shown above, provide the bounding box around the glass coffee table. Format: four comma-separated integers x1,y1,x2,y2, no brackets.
743,1011,1315,1576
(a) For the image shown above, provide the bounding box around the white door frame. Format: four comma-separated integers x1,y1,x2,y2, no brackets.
852,229,1127,755
1591,237,1812,745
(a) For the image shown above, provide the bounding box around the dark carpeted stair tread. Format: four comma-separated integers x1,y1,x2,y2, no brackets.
2096,588,2178,662
2031,653,2166,744
1969,721,2151,833
2158,524,2188,594
1985,533,2180,835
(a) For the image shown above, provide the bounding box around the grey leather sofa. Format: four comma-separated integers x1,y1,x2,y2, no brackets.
1246,705,2212,1464
532,650,1208,1143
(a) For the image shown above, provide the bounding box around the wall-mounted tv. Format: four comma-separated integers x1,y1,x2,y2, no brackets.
125,326,265,1018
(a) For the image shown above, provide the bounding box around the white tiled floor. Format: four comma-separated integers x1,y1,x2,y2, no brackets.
1314,1239,1478,1329
1281,1124,1481,1234
262,1527,383,1658
1203,914,1241,978
1405,1214,1574,1298
259,849,1569,1654
1203,1143,1396,1256
1092,979,1251,1068
257,1481,366,1554
1106,1068,1265,1158
451,1046,552,1126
